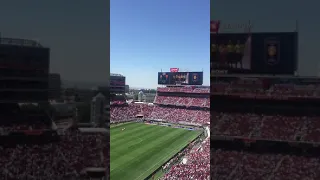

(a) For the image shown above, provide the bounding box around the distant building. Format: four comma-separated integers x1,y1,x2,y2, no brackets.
51,102,75,118
105,104,110,124
138,91,144,102
97,86,109,101
125,85,129,93
90,93,106,127
75,89,94,102
62,88,95,103
144,93,156,103
49,73,62,100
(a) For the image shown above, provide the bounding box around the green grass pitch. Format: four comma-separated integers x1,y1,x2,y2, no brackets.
110,122,202,180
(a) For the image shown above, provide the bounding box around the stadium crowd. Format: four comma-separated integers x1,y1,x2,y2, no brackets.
162,139,210,180
111,87,210,125
210,76,320,180
111,79,320,180
156,87,209,108
0,129,107,179
110,101,209,125
111,86,210,180
211,149,320,180
212,78,320,98
211,112,320,142
154,96,209,107
0,103,108,179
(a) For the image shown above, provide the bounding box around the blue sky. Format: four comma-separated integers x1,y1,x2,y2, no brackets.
0,0,109,83
111,0,210,89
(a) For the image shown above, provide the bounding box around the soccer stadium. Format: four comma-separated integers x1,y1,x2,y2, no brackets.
210,21,320,179
110,71,210,180
0,37,108,179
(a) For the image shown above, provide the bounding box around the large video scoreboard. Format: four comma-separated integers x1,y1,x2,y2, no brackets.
158,72,203,85
211,32,298,75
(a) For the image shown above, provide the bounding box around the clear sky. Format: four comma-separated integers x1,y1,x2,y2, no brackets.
213,0,320,77
0,0,109,84
111,0,210,89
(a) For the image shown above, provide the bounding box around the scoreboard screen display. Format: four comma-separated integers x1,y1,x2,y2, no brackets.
211,32,297,75
158,72,203,85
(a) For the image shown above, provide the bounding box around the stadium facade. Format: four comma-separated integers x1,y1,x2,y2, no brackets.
110,73,125,94
0,37,50,103
110,73,126,105
49,73,61,100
